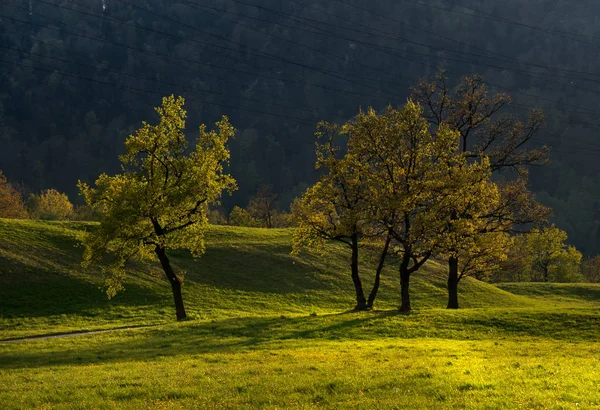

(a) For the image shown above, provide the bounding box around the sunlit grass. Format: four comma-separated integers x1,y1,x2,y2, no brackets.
1,316,599,409
1,218,599,408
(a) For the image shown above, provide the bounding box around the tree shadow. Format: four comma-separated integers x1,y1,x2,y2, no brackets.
2,308,599,370
0,269,167,318
174,245,344,294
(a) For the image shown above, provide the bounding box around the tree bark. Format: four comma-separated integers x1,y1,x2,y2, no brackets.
399,261,411,312
350,234,368,311
155,245,187,320
367,234,391,308
543,266,549,282
447,255,459,309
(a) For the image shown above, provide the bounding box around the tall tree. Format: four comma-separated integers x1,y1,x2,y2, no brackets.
292,122,373,310
582,256,600,283
348,102,483,312
412,71,549,308
79,96,236,320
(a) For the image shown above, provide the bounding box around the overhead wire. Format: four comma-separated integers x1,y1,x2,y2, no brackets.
3,0,600,136
2,7,386,102
210,0,600,116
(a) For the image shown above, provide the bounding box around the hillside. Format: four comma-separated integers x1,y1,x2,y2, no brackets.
0,218,542,339
2,219,600,408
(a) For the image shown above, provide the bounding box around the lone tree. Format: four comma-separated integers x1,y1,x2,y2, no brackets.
30,189,74,220
79,96,236,320
247,184,278,228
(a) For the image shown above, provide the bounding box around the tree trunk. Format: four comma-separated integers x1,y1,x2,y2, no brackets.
351,235,368,311
155,245,187,320
399,263,411,312
543,266,549,282
447,255,459,309
367,234,391,308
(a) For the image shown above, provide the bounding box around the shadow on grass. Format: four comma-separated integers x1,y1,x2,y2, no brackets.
2,307,599,369
174,246,342,294
497,283,600,302
0,273,168,318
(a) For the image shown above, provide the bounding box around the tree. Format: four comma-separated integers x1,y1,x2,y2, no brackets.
435,162,509,309
0,170,28,219
454,232,512,282
441,175,551,307
348,102,478,312
582,256,600,283
78,96,236,320
29,189,74,220
412,71,549,308
229,205,258,227
525,225,582,282
247,185,278,228
292,121,378,310
491,234,531,282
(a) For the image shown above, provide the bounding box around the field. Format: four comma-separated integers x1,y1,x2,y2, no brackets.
1,219,599,409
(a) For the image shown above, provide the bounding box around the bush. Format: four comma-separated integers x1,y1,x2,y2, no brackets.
229,206,259,227
0,170,28,219
29,189,74,220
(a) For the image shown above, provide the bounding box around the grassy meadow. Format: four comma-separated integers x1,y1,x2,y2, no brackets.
1,218,599,408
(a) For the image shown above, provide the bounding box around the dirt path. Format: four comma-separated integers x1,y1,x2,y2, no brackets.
0,325,154,344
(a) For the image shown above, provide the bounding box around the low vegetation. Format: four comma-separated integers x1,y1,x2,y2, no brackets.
1,219,599,408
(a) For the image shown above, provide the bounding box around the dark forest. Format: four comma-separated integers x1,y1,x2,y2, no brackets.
2,0,600,253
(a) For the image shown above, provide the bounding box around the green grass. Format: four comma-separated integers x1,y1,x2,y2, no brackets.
1,218,599,408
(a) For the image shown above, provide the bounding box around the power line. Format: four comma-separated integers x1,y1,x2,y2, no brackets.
3,8,387,102
440,0,600,43
6,1,600,128
209,0,600,113
64,0,403,101
1,58,317,124
175,0,416,90
0,43,319,114
208,0,600,117
328,0,600,81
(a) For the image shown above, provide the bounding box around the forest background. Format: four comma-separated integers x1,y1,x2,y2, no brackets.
2,0,600,254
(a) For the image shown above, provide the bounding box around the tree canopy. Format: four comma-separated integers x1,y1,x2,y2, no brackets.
79,95,236,320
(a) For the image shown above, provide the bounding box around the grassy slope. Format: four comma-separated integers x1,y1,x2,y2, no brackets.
1,219,599,409
0,218,536,339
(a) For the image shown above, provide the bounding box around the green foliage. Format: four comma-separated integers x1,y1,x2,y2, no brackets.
496,226,583,283
78,95,236,298
206,207,228,225
228,205,259,227
525,226,583,282
271,211,297,228
71,204,101,221
28,189,74,220
292,119,371,253
456,232,512,281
